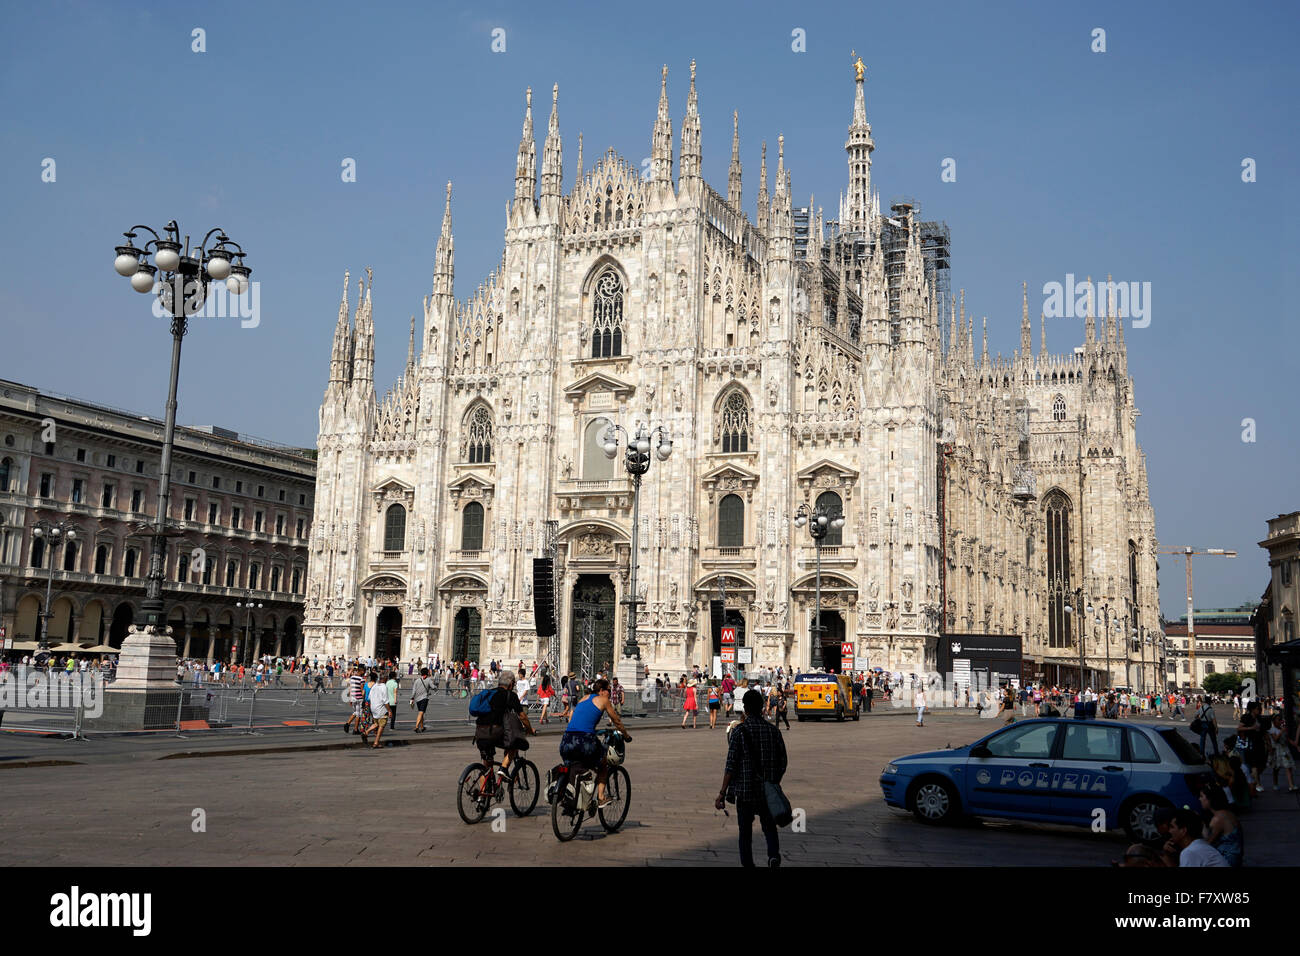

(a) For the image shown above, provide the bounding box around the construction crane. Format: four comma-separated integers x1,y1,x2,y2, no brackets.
1158,546,1237,682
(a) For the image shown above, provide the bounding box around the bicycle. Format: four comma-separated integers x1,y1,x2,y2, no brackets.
547,729,631,842
456,754,541,824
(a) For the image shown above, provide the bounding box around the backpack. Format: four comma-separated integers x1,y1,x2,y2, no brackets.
468,687,498,718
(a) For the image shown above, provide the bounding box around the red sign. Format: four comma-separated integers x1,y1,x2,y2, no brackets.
841,642,855,660
721,648,736,664
721,626,736,645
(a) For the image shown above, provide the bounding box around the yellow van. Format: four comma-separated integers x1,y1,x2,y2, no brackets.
794,673,859,722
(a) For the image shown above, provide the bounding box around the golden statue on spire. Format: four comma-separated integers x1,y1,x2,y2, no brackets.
851,50,865,82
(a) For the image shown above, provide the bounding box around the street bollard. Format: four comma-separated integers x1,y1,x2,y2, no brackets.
173,687,188,739
244,688,262,736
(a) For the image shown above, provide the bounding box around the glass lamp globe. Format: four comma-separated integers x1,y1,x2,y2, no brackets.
831,516,845,529
816,514,828,527
66,530,76,540
636,438,650,454
114,251,140,277
794,515,806,528
226,272,249,295
131,265,156,293
602,442,618,459
154,242,181,272
655,440,672,461
206,252,232,280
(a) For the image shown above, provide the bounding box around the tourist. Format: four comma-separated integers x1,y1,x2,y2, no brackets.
410,667,433,733
385,669,399,731
365,670,389,748
707,681,721,729
1164,808,1229,867
1198,784,1243,866
715,689,788,867
682,679,699,729
1267,713,1297,792
915,683,927,727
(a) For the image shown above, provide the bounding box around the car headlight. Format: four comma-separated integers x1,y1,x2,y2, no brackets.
883,764,900,774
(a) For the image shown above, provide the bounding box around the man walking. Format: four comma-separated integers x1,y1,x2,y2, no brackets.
716,690,788,867
1192,695,1219,757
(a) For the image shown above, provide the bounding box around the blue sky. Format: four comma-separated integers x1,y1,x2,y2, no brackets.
1,0,1296,617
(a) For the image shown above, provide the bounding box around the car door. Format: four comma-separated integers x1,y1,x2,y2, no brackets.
963,721,1061,817
1049,722,1130,827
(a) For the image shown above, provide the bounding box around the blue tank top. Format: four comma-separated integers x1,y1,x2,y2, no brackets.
567,696,602,734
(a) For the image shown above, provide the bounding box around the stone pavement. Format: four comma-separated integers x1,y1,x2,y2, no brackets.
1,709,1293,866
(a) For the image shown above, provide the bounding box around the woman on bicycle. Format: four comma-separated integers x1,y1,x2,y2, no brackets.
561,678,632,808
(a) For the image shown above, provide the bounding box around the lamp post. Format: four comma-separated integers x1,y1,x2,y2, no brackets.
235,596,263,666
599,420,672,683
1050,578,1085,691
111,222,250,635
794,502,845,670
31,519,79,652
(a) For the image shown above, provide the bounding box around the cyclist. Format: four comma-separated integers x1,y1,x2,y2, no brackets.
560,677,632,808
473,670,535,793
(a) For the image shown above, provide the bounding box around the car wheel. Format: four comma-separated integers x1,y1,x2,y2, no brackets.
1121,795,1171,843
908,777,959,825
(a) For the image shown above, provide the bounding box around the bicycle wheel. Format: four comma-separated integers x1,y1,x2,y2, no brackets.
598,766,631,832
509,759,540,817
551,781,584,842
456,763,490,825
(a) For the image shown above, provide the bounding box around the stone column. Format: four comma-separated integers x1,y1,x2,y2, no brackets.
273,627,283,658
181,625,192,659
67,612,80,644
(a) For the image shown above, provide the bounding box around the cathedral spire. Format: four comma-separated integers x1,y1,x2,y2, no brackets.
540,83,563,204
434,181,454,299
1039,311,1048,359
981,316,989,366
407,315,416,372
844,50,875,234
330,270,352,388
1104,272,1117,346
756,141,769,232
727,110,743,210
1021,281,1032,356
514,87,536,212
679,60,702,192
574,132,583,189
651,65,674,193
948,294,958,361
351,269,374,395
1084,273,1096,345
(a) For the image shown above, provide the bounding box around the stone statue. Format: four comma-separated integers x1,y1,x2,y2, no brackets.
559,455,573,480
529,392,539,419
851,51,866,82
414,579,422,602
669,580,678,605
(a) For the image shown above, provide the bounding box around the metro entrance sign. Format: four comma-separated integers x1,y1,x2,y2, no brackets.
721,626,736,645
841,642,854,662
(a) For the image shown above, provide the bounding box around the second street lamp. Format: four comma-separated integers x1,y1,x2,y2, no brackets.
31,519,79,653
795,502,845,670
599,420,672,680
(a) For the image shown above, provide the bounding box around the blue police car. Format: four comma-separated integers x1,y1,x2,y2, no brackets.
879,718,1214,842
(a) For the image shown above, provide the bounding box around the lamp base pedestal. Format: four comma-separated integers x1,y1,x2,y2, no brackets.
90,625,208,731
616,656,645,715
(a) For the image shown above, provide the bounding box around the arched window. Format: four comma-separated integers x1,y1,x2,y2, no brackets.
816,491,844,546
590,269,624,358
384,504,407,552
1052,395,1066,421
62,540,79,572
124,548,138,577
718,494,745,548
583,419,615,480
291,568,302,594
94,544,108,575
31,537,45,568
719,390,751,453
1044,491,1072,649
461,502,484,551
0,457,10,492
225,559,237,588
465,405,493,463
202,557,214,585
177,552,189,582
270,567,282,592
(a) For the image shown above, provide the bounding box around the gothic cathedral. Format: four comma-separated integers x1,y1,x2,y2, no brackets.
303,62,1160,685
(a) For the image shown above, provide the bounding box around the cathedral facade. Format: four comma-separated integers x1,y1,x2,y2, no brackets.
303,62,1161,687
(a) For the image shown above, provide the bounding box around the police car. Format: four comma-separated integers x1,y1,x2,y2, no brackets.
879,718,1213,842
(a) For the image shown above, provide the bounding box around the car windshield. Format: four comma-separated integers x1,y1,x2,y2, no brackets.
1155,727,1206,766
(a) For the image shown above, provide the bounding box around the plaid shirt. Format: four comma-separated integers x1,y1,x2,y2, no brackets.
724,716,787,803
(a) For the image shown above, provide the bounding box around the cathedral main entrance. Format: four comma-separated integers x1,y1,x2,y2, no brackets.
452,607,481,664
375,607,402,662
569,575,615,678
811,611,846,672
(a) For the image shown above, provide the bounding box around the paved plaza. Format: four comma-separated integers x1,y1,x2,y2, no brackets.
2,709,1295,866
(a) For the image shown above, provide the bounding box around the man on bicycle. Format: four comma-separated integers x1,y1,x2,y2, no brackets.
473,670,535,792
560,677,632,808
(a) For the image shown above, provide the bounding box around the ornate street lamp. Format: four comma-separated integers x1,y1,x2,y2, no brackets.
111,222,249,638
235,596,263,666
1049,578,1085,691
794,501,845,670
599,420,672,677
31,518,79,652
